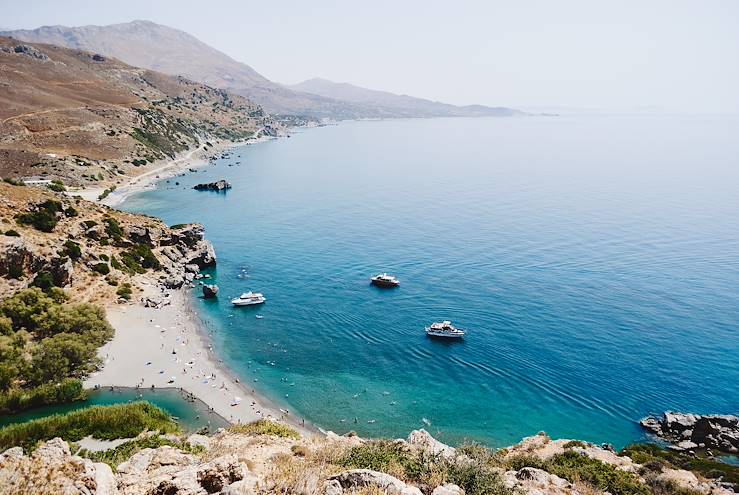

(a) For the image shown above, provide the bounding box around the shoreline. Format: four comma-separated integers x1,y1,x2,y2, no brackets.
82,130,320,436
67,134,276,208
86,284,316,437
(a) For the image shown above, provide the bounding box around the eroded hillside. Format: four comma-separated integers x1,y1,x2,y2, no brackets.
0,37,279,187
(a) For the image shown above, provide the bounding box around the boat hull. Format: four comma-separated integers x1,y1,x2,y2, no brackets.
370,279,400,288
231,299,265,306
425,329,465,339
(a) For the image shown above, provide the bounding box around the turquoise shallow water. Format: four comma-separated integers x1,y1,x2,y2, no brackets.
122,115,739,448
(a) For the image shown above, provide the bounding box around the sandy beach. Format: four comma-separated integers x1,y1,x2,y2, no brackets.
68,134,276,208
85,282,313,436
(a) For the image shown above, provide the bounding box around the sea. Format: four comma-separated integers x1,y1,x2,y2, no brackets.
121,114,739,449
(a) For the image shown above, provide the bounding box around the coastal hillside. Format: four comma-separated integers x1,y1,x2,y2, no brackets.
290,78,524,118
1,413,736,495
0,36,278,186
0,181,215,304
1,21,522,120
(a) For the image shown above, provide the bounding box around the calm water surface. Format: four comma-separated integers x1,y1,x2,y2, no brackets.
123,115,739,448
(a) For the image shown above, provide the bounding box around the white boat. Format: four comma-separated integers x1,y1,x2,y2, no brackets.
231,291,266,306
425,321,466,338
370,273,400,287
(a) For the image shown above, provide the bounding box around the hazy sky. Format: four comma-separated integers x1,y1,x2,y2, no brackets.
2,0,738,113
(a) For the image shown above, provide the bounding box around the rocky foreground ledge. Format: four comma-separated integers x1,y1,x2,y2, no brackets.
1,427,735,495
640,412,739,453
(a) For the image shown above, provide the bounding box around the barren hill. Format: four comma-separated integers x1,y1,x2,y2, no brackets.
0,36,278,186
2,21,522,120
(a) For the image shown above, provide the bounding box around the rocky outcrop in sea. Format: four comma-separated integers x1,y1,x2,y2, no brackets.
640,412,739,453
193,180,231,191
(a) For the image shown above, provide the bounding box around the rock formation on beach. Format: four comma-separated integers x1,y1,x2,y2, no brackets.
193,180,232,191
640,412,739,453
203,284,219,298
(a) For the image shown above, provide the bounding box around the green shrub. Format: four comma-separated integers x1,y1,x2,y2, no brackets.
3,177,25,186
110,256,123,270
509,450,650,495
15,200,64,232
103,217,123,240
80,435,203,470
116,283,132,300
82,220,98,229
0,402,179,452
98,186,116,201
229,419,299,439
31,271,56,293
48,180,66,192
64,206,78,217
339,440,427,480
4,229,20,237
622,443,739,486
91,262,110,275
62,240,82,260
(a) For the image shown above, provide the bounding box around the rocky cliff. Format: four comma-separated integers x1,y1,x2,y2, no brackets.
0,182,215,304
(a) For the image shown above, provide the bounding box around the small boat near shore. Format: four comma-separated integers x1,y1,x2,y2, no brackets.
425,321,466,339
370,273,400,287
231,291,266,306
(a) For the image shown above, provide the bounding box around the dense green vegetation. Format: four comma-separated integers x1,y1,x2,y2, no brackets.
79,434,203,470
0,402,179,453
0,288,113,414
622,443,739,487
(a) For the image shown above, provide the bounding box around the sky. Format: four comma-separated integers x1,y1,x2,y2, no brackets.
1,0,738,113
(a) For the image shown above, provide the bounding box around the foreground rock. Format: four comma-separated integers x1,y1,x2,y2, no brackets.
503,467,583,495
325,469,423,495
0,438,116,495
0,439,249,495
193,180,231,191
504,432,734,494
1,428,735,495
640,412,739,453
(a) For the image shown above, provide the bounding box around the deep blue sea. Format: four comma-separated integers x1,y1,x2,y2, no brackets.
122,115,739,449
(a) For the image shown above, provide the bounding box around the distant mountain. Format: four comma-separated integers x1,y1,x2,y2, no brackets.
0,36,277,184
2,21,521,120
290,78,523,117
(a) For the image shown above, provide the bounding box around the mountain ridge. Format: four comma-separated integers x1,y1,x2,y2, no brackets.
290,77,524,117
1,21,522,120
